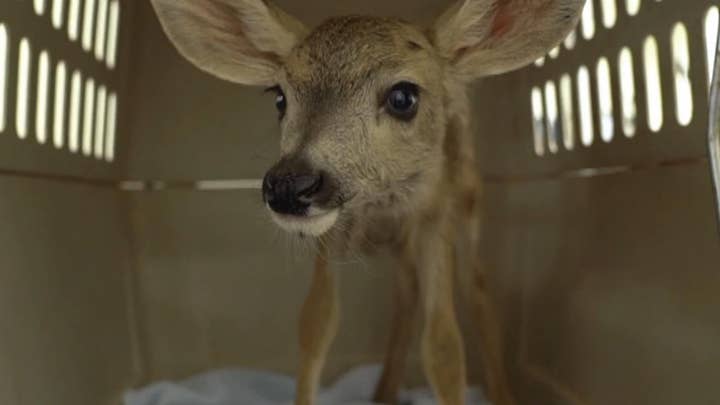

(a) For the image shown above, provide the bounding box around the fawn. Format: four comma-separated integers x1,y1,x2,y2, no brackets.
151,1,583,404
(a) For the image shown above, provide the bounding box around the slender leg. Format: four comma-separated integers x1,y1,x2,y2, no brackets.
471,271,516,405
296,247,339,405
464,188,517,405
372,256,419,404
416,225,467,405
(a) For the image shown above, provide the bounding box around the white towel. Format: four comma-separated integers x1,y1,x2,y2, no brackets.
124,365,489,405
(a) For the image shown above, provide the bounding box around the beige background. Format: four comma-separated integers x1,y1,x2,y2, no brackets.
1,0,719,405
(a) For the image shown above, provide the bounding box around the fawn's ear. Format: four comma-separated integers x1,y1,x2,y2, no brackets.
432,0,584,79
151,0,307,86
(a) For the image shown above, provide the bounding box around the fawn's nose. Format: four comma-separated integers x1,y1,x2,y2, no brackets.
263,161,324,216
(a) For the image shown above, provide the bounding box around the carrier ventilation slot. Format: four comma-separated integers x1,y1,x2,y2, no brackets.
530,1,713,156
1,0,121,162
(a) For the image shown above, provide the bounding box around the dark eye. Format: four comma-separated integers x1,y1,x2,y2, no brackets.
266,86,287,119
386,82,419,120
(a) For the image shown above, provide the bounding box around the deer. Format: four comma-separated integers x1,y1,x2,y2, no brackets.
150,0,583,404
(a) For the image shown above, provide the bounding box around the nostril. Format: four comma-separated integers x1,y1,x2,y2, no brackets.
294,174,323,198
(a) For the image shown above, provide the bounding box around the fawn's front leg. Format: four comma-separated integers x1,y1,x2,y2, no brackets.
372,255,419,404
413,223,467,405
296,247,339,405
463,188,517,405
470,270,516,405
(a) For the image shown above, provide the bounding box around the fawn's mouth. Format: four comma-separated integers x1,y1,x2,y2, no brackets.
268,207,340,237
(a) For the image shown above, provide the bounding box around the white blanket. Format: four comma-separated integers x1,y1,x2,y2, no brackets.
124,365,489,405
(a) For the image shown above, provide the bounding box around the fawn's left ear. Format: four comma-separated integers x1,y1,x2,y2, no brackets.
432,0,584,80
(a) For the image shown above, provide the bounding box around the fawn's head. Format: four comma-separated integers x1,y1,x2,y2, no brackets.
152,0,582,237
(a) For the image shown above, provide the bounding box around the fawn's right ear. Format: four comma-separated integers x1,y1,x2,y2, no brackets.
151,0,307,86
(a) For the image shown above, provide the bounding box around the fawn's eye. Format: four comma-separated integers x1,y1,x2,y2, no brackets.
275,92,286,112
386,82,419,121
267,86,287,119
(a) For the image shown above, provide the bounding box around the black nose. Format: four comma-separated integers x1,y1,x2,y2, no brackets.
263,163,323,216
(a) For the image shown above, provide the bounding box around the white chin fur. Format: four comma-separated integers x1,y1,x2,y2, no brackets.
269,207,339,237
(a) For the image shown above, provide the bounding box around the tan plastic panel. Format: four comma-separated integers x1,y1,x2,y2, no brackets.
128,190,392,381
0,178,137,405
477,0,713,176
0,2,140,405
474,0,720,404
0,1,134,179
482,165,720,405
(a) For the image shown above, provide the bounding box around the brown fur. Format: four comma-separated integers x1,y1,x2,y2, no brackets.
151,1,584,404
